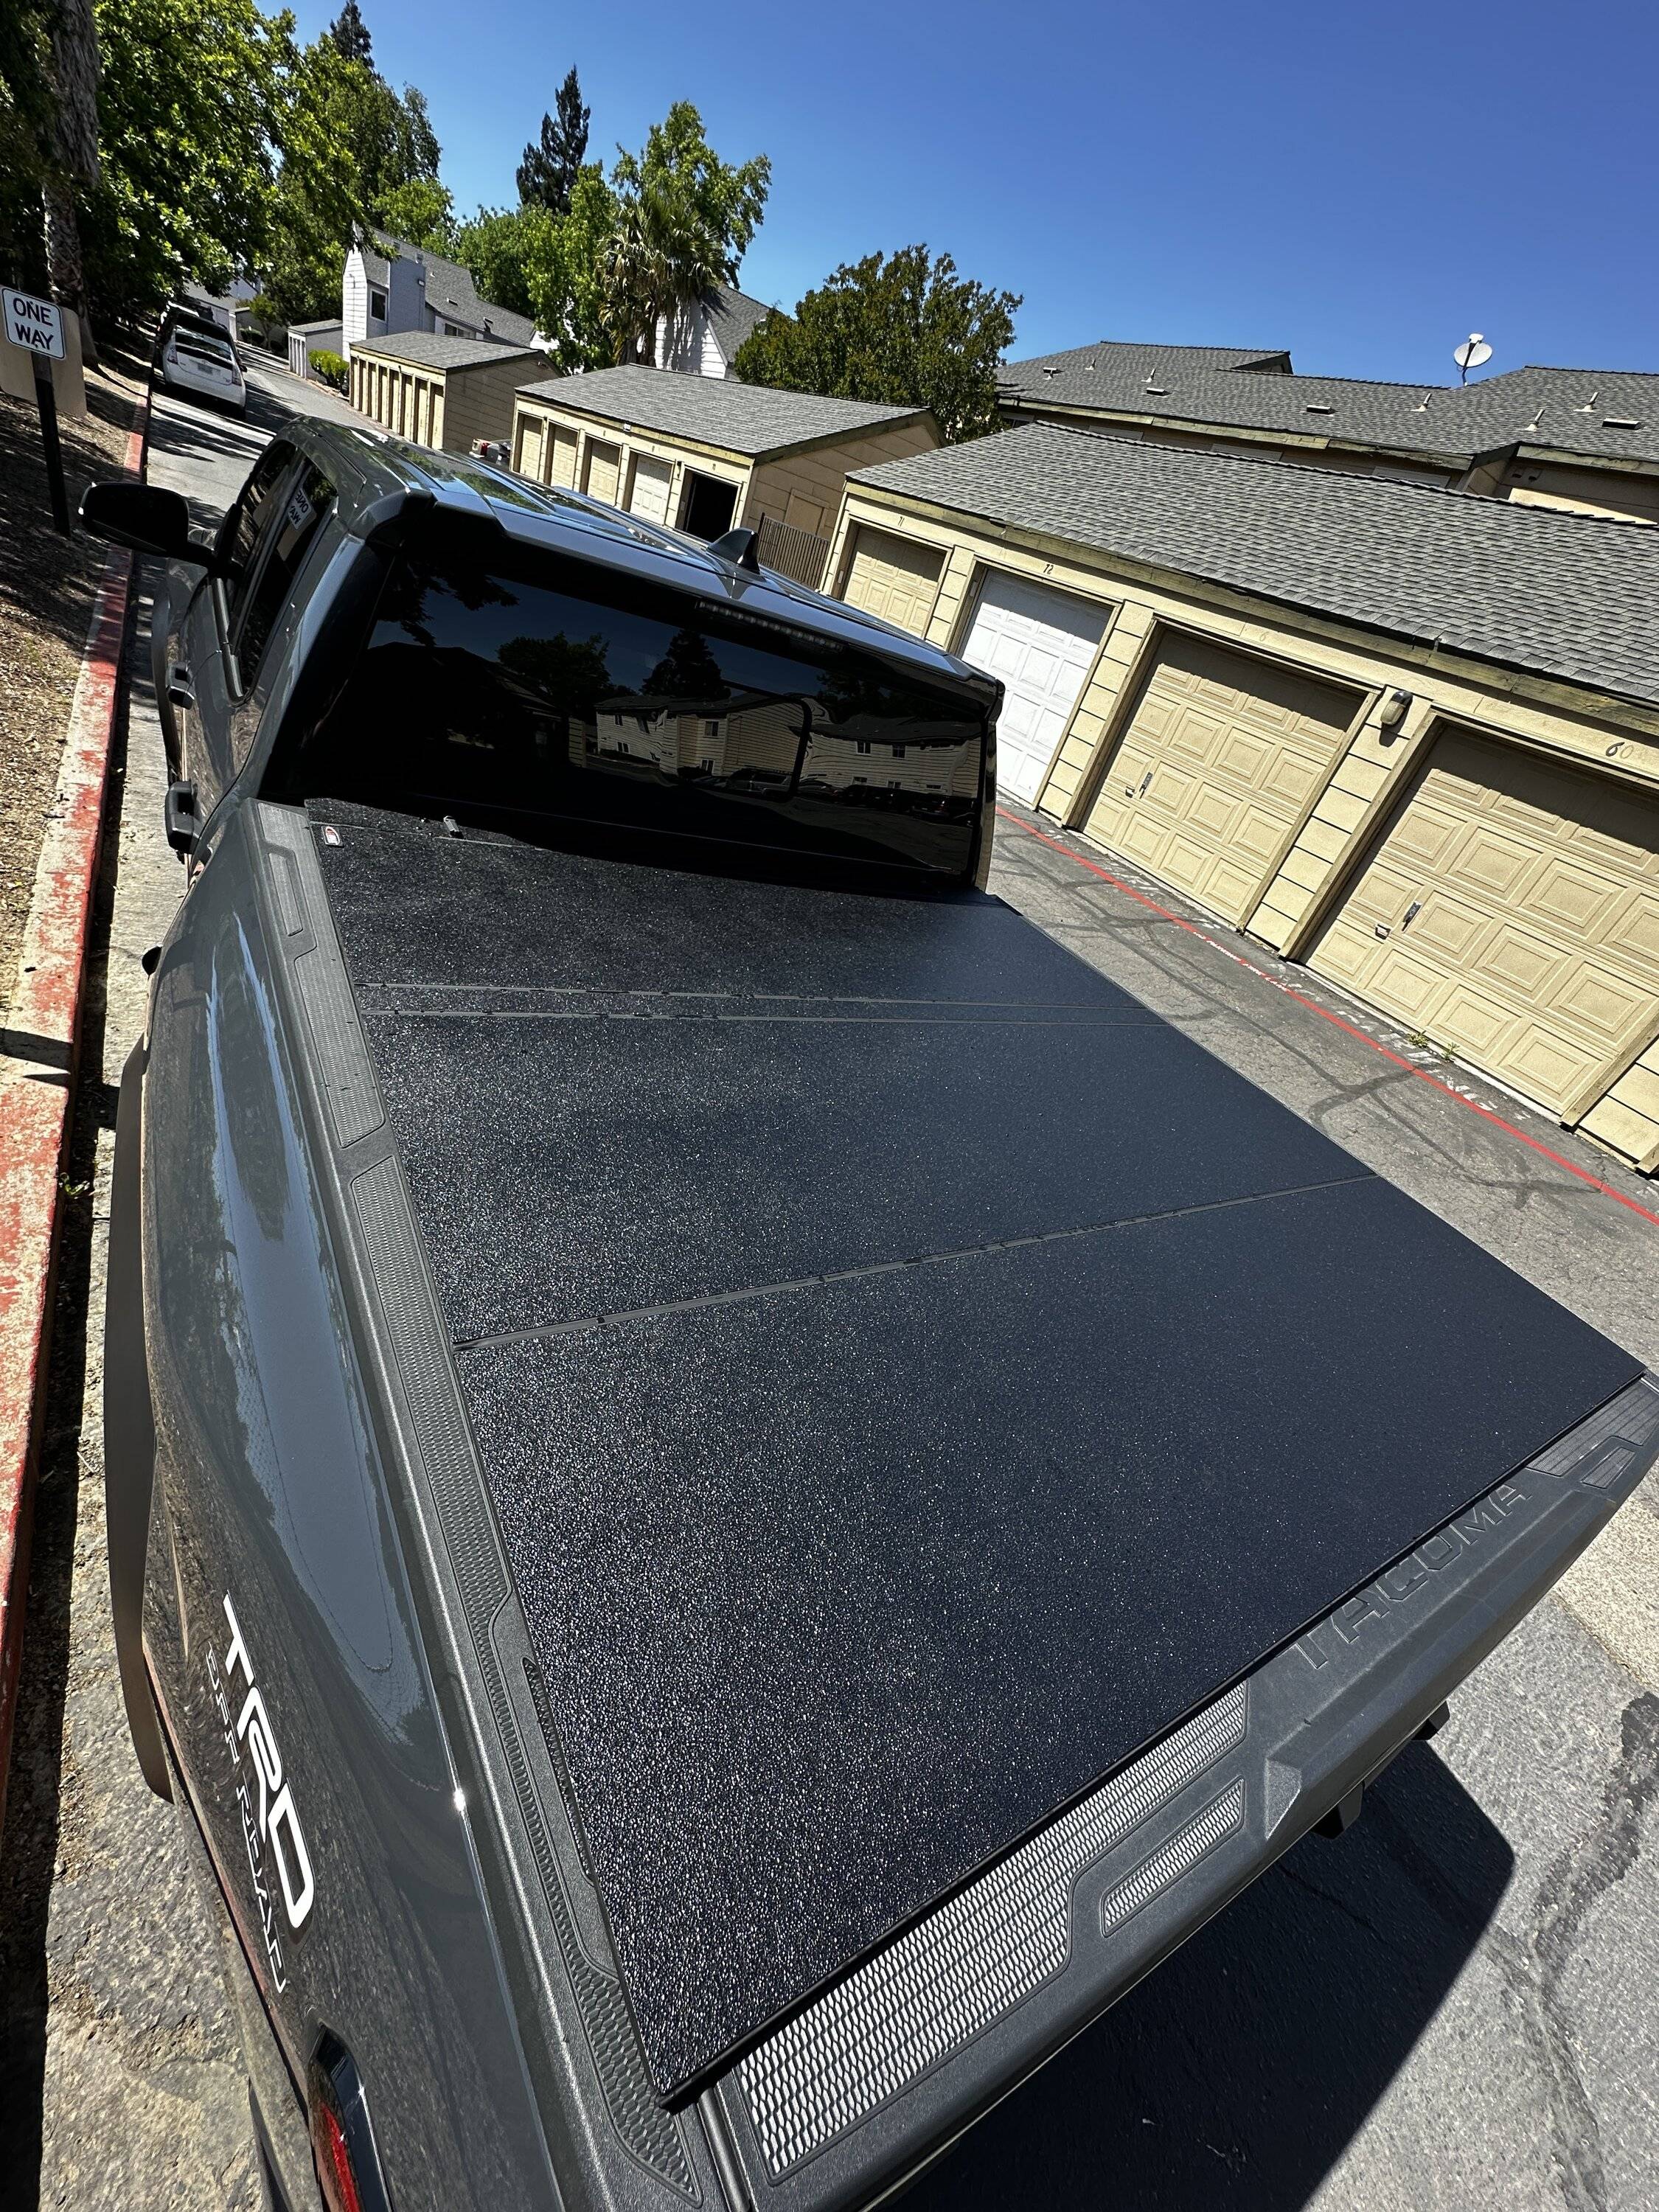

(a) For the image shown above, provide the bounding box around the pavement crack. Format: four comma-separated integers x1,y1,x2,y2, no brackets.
1483,1693,1659,2212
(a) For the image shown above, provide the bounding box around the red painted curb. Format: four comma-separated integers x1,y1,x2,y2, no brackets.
0,384,150,1840
996,804,1659,1233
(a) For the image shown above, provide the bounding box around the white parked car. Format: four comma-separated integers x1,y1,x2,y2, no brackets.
159,326,247,412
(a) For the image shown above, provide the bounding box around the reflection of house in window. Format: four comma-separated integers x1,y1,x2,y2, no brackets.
803,729,978,799
591,689,803,784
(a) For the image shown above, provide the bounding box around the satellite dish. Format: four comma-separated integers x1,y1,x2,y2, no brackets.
1453,333,1493,383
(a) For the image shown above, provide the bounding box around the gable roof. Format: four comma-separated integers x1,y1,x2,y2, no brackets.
355,234,538,347
515,364,933,456
850,422,1659,709
352,330,543,372
999,346,1659,471
707,286,779,362
1006,339,1294,389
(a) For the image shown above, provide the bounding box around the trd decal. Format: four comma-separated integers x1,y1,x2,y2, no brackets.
207,1593,316,1990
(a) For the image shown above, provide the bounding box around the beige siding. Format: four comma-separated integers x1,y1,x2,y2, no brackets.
431,355,535,453
1581,1040,1659,1171
1500,457,1659,526
743,417,938,534
822,483,1659,1166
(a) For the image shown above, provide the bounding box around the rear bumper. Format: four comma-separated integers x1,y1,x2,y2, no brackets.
702,1374,1659,2212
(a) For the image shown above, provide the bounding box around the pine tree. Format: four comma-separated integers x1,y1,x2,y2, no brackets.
516,66,589,216
327,1,372,68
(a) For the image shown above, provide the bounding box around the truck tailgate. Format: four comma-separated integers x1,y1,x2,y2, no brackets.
297,802,1641,2104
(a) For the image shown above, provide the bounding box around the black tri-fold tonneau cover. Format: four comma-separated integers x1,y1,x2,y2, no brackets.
276,799,1652,2188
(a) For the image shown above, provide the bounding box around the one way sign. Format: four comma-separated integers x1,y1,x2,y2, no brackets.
4,288,66,359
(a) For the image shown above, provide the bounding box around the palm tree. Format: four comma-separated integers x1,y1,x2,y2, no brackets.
599,179,727,369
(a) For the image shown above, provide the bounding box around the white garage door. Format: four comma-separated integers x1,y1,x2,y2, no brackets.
629,454,674,526
959,573,1108,805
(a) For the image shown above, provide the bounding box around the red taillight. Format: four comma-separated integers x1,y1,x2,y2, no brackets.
313,2096,364,2212
308,2033,391,2212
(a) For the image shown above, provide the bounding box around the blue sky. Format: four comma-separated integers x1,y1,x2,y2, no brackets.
298,0,1659,385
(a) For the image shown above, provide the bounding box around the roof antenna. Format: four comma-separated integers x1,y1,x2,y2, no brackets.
709,526,762,573
1453,332,1492,384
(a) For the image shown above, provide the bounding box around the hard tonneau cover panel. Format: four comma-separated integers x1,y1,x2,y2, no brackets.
307,804,1641,2098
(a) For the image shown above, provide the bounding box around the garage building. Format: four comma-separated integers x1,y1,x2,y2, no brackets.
509,367,937,585
349,331,543,454
828,423,1659,1172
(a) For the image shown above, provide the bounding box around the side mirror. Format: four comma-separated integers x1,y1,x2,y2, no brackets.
79,480,206,566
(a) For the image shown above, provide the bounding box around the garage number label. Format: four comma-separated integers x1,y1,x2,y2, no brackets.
208,1593,316,1989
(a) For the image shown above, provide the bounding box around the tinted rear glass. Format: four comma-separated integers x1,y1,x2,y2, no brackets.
268,540,990,876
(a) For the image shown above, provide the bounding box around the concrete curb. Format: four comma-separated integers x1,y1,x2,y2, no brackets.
0,383,150,1839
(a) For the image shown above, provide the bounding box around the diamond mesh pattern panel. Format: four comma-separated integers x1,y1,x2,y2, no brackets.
736,1682,1248,2176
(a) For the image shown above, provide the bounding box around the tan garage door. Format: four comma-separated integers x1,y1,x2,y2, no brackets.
1085,634,1361,925
518,416,544,482
549,425,578,488
841,527,945,638
629,453,674,525
1309,730,1659,1116
585,439,621,506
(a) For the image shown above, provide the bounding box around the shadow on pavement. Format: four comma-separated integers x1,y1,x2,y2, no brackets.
907,1742,1510,2211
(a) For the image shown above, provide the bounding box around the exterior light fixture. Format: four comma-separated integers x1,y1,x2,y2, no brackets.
1378,689,1412,731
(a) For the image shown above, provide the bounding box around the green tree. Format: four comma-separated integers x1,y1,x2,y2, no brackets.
603,102,768,365
0,0,55,294
521,167,619,369
376,175,454,252
261,24,444,323
326,0,372,65
81,0,291,324
734,246,1020,444
452,203,547,321
516,66,588,215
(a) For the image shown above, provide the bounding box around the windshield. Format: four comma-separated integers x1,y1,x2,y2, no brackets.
266,538,990,877
176,335,236,366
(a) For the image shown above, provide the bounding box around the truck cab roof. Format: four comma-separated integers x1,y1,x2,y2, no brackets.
279,418,1000,710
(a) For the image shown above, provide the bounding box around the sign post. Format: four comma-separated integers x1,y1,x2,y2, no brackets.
3,287,71,535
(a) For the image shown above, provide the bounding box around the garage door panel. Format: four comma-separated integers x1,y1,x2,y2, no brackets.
1310,730,1659,1117
842,528,945,639
1620,893,1659,962
960,572,1109,805
1527,858,1621,935
1082,636,1360,927
629,455,673,526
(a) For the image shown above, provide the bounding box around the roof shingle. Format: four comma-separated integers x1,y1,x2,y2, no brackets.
515,364,932,455
352,330,543,372
999,348,1659,470
851,423,1659,708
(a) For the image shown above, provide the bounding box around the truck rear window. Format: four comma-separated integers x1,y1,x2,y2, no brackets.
268,540,990,876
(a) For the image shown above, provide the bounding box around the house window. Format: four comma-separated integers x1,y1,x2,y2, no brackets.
891,744,907,759
856,740,872,755
703,720,721,737
369,288,387,319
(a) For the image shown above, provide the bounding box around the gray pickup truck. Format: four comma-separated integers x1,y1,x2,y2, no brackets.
83,423,1659,2212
